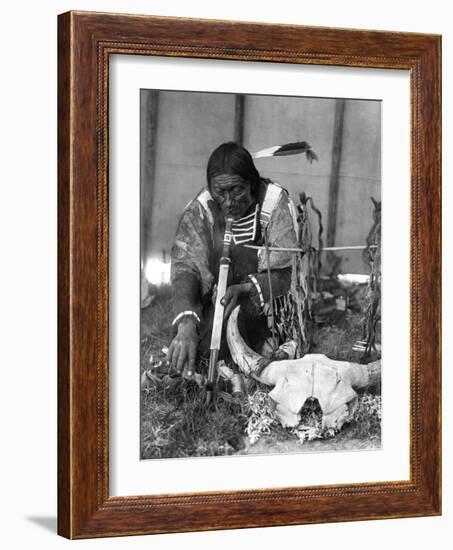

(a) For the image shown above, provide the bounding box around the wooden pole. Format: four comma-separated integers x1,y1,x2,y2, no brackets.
234,94,245,145
140,89,159,267
326,98,346,267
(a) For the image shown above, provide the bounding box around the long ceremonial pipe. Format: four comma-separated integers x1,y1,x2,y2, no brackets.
206,217,234,405
242,244,377,253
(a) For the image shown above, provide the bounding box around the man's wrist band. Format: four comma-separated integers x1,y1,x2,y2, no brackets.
247,275,265,308
171,310,201,327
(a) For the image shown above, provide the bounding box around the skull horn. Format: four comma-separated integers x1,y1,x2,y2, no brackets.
347,360,381,388
226,306,264,377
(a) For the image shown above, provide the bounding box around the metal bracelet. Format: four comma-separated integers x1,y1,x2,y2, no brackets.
171,310,201,327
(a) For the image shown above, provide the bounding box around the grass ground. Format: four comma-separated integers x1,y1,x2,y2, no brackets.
140,284,381,459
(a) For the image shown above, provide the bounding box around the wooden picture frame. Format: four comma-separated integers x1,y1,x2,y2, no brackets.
57,10,441,539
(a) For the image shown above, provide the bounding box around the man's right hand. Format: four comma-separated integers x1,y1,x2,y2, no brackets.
166,317,198,378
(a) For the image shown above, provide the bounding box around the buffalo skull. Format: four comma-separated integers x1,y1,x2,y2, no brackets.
227,306,381,430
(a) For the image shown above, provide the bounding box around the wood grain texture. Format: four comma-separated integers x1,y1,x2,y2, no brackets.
57,11,71,538
57,10,442,539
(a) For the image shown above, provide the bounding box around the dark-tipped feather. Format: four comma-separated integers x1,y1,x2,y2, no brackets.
252,140,318,162
274,141,310,156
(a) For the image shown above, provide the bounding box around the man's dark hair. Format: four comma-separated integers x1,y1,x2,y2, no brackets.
206,142,262,196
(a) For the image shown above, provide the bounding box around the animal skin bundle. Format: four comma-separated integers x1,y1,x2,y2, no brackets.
270,192,324,356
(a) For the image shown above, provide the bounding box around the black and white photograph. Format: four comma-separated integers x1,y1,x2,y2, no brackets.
140,89,382,459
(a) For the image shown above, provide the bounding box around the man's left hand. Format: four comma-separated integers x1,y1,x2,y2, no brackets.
221,282,252,319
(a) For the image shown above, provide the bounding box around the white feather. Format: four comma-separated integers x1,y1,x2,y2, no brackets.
252,145,280,159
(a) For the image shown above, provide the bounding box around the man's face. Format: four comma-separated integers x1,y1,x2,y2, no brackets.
210,174,255,220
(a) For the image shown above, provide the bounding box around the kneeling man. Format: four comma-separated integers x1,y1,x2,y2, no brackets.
167,142,302,377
